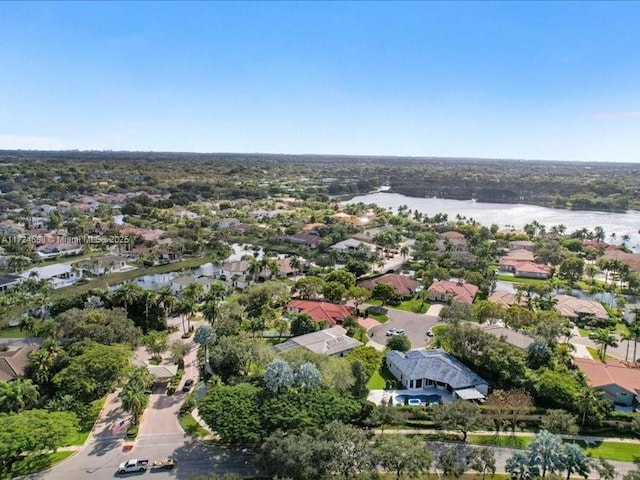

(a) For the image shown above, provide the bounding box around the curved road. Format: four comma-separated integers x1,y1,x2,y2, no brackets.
24,318,257,480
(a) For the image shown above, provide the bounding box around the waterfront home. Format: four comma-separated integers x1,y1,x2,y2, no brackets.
554,294,608,321
427,280,478,304
498,259,551,279
20,264,82,289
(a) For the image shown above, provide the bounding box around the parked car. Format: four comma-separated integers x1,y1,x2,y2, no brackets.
426,329,434,337
182,379,194,392
386,328,397,336
395,329,405,335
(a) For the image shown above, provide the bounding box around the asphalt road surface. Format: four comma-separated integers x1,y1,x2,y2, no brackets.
368,305,442,349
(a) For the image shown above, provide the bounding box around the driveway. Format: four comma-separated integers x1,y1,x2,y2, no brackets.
368,307,442,349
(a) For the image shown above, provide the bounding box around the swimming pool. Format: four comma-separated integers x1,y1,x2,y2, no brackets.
394,394,441,406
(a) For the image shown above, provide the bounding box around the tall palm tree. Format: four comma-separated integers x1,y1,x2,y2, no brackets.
248,258,262,284
182,282,204,330
629,319,640,363
576,388,600,427
18,315,36,343
119,381,147,425
622,331,634,362
27,344,61,385
0,379,40,412
589,328,618,360
112,282,142,315
289,256,302,277
156,286,177,319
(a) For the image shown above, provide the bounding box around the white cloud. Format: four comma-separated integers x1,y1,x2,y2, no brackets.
0,134,73,150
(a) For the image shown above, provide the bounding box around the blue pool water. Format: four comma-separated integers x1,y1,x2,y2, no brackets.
394,394,441,406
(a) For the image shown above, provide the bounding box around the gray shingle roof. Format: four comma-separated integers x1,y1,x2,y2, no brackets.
386,349,487,389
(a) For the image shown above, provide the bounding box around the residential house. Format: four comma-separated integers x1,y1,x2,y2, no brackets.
351,227,392,245
573,357,640,408
259,256,299,280
385,349,488,400
0,274,23,293
358,273,421,298
477,323,535,349
554,294,609,321
20,264,82,289
332,212,371,227
120,226,165,242
78,255,130,276
600,249,640,273
330,238,376,253
171,275,216,296
437,231,467,252
427,280,478,304
287,300,354,326
488,290,524,309
508,240,535,251
503,249,536,262
0,345,37,382
273,233,321,248
218,260,251,288
36,243,84,260
274,326,362,357
499,259,551,279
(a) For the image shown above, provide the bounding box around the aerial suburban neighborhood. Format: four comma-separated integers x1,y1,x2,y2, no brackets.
1,150,640,480
2,2,640,480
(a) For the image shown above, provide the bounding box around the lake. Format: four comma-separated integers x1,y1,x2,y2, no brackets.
345,193,640,252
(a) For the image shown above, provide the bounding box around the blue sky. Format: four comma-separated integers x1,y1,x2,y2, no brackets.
0,1,639,161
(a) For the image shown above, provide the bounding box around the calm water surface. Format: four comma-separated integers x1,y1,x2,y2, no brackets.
346,193,640,252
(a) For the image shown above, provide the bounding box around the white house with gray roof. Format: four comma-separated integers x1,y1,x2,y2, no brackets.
385,349,488,401
275,326,362,357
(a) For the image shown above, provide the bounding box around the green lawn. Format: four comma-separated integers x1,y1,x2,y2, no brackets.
367,365,397,390
468,434,532,449
616,322,631,336
368,312,389,323
0,326,27,338
395,297,430,314
496,274,550,287
578,328,591,337
581,441,640,462
66,397,106,446
367,299,384,307
586,346,613,361
1,451,75,479
179,412,211,438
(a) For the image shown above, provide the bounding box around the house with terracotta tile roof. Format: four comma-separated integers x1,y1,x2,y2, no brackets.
287,300,354,326
573,357,640,407
554,294,609,320
358,273,421,297
488,290,522,309
499,259,551,279
302,222,326,232
427,280,478,304
437,231,467,252
600,249,640,273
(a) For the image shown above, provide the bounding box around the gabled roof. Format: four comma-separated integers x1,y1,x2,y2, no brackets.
146,364,179,380
275,326,362,356
0,274,23,287
21,263,73,280
220,260,250,273
555,294,608,319
287,300,354,325
573,357,640,395
439,231,466,241
488,290,521,308
503,249,535,262
499,258,551,276
427,280,478,304
477,324,535,349
386,349,487,389
359,273,421,297
0,346,36,382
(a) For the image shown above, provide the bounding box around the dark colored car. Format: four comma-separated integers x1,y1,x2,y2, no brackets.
182,379,194,392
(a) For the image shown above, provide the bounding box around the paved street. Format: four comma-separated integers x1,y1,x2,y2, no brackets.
367,304,444,349
26,316,257,480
